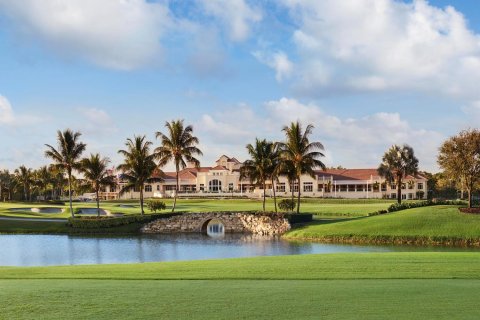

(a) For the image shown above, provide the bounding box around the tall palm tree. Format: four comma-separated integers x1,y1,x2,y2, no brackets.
45,129,86,217
269,143,282,213
80,154,115,217
378,144,419,204
118,136,160,215
15,165,34,201
240,139,276,212
278,121,326,214
155,120,202,212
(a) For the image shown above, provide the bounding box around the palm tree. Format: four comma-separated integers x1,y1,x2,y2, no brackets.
0,170,16,201
155,120,202,212
378,144,419,204
80,154,115,217
269,143,282,213
34,166,52,200
278,122,326,214
118,136,160,215
240,139,276,212
49,165,67,200
15,165,34,201
45,129,86,217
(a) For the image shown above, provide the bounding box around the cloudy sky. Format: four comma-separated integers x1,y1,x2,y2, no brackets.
0,0,479,172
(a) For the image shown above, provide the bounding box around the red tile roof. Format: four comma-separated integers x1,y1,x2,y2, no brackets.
316,169,426,181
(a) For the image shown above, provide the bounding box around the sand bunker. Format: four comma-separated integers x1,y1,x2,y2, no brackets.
9,207,64,214
76,208,113,216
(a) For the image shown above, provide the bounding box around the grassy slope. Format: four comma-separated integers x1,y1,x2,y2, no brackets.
1,253,480,319
285,205,480,244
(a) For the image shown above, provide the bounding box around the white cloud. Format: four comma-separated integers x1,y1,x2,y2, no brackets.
0,0,171,70
280,0,480,99
199,97,443,171
77,108,117,135
0,95,15,124
253,50,293,81
199,0,262,41
0,95,43,126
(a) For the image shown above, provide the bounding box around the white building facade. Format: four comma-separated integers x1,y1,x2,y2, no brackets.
100,155,428,200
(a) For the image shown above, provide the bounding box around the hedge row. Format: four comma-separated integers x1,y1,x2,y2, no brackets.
68,213,181,229
368,200,467,216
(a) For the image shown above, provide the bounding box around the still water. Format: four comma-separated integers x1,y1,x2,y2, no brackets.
0,234,477,267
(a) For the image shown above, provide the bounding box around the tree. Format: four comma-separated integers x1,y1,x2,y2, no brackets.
378,144,419,204
80,154,116,217
45,129,86,218
14,165,34,201
155,120,202,212
118,136,160,215
438,129,480,208
34,166,52,200
278,122,326,214
240,139,276,212
0,170,16,201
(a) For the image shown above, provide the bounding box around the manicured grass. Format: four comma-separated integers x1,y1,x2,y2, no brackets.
1,253,480,319
285,205,480,245
0,198,395,219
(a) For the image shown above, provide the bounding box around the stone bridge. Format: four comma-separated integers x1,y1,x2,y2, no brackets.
141,212,291,235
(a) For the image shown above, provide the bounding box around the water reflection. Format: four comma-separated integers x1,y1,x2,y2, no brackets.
0,234,478,267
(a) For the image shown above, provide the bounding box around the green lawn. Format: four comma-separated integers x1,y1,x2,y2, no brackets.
285,205,480,245
1,253,480,319
0,198,395,219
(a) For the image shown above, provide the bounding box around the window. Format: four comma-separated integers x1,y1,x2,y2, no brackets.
290,183,299,192
391,193,396,199
408,193,413,199
417,183,423,190
401,183,406,190
381,183,387,192
110,186,116,192
156,185,160,191
209,179,222,192
277,183,286,192
303,182,313,192
145,185,152,192
200,184,205,191
356,185,364,192
340,185,347,192
402,194,407,200
228,183,234,191
408,182,414,190
165,185,176,191
391,184,397,190
348,185,355,192
134,186,140,192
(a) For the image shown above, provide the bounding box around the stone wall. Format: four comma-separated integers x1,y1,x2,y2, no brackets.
141,212,291,235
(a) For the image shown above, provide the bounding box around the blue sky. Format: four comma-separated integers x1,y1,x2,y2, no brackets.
1,0,480,172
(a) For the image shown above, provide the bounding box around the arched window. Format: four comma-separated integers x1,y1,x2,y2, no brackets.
209,179,222,192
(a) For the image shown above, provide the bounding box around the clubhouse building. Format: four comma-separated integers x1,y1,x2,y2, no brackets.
100,155,428,200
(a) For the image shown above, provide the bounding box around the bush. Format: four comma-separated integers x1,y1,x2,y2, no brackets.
386,199,467,213
68,213,180,229
278,199,296,212
285,213,313,224
146,199,166,213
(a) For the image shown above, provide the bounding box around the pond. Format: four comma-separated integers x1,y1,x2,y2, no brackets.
0,234,478,267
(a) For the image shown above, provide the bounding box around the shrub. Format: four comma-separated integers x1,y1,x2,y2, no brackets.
146,199,166,213
386,199,467,213
285,213,313,224
278,199,296,212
